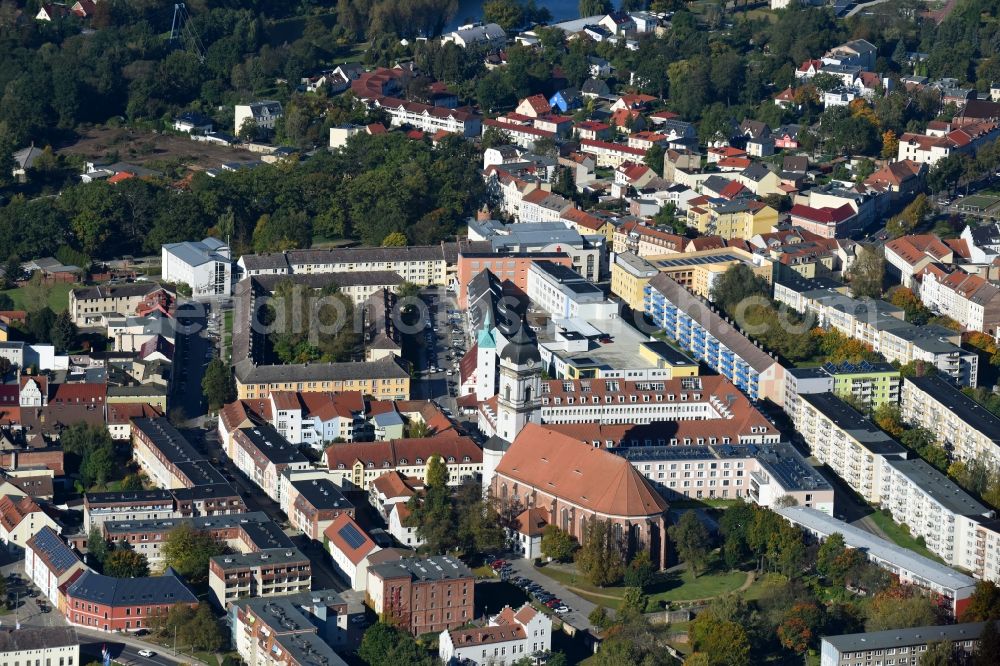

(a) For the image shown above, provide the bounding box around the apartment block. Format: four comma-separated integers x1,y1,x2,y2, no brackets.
208,548,311,609
644,274,785,402
778,506,977,616
821,622,993,666
901,374,1000,467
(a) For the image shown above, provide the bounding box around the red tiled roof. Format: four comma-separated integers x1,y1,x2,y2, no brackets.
789,203,856,224
0,495,43,532
520,94,551,114
514,507,548,537
495,424,668,518
325,436,482,470
323,513,377,565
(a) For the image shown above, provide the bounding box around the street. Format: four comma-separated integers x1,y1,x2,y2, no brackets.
409,287,467,416
172,300,214,423
505,559,599,633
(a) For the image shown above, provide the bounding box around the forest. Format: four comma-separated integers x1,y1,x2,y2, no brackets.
0,131,485,264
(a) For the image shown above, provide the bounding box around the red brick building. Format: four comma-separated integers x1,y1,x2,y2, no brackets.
64,568,197,632
456,252,574,307
367,556,474,636
492,423,670,568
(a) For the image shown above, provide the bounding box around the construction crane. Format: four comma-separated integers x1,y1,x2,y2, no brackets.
170,3,206,62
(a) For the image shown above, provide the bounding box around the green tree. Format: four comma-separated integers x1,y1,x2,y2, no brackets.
162,523,226,584
866,585,944,631
669,510,712,576
846,244,885,299
579,0,613,16
644,145,665,177
81,443,115,488
689,618,750,666
624,550,655,589
381,231,408,247
541,525,578,562
960,581,1000,621
104,549,150,578
87,525,109,569
576,517,625,587
50,311,78,352
358,622,434,666
919,641,955,666
202,358,236,411
588,605,611,630
620,586,647,618
180,603,225,652
483,0,525,31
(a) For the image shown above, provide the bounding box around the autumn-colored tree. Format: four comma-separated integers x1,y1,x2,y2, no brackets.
849,98,879,128
873,403,906,438
881,129,899,159
777,616,812,654
866,584,945,631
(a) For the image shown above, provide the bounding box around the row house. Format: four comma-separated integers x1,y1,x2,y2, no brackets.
919,268,1000,334
482,118,555,150
228,425,309,504
579,139,647,168
897,121,1000,166
322,436,482,491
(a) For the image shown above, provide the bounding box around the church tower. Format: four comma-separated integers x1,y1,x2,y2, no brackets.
475,308,497,401
495,320,542,444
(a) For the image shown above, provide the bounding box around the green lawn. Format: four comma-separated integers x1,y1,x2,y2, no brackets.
867,511,945,563
534,564,747,610
1,282,75,312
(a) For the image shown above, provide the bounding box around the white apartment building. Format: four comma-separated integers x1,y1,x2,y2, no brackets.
777,506,978,615
234,101,283,133
0,628,81,666
794,393,906,506
526,261,619,320
579,138,647,168
24,527,86,608
901,375,1000,468
617,442,834,512
161,237,232,297
518,189,574,224
439,604,552,666
919,268,1000,335
774,278,978,386
374,98,481,137
795,392,999,574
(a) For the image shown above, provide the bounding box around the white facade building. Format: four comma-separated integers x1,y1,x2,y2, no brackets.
439,604,551,666
161,237,232,297
234,101,283,134
525,261,619,320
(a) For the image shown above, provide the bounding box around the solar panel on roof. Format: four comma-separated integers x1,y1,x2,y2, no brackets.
338,523,366,549
33,527,79,574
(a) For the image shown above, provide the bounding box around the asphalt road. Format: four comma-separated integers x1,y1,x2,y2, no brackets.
172,300,213,421
410,287,465,415
507,559,598,633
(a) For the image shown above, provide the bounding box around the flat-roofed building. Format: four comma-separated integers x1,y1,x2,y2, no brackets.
83,489,176,532
367,555,474,636
644,274,785,403
820,622,993,666
901,374,1000,467
208,547,312,609
611,252,659,310
228,425,309,503
282,477,354,540
778,506,977,616
526,261,618,320
230,590,361,665
616,441,833,511
793,393,906,505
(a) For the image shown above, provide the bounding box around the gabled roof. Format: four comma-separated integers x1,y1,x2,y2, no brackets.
494,424,668,518
0,495,44,532
324,436,482,470
324,512,378,565
25,526,80,576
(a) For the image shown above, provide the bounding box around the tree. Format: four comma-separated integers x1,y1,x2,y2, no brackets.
974,619,1000,666
579,0,613,16
919,641,955,666
541,525,577,562
119,474,144,491
624,550,655,589
846,244,885,299
620,587,647,617
104,549,150,578
49,311,78,352
669,510,712,576
62,423,117,487
817,532,847,580
575,517,625,587
381,231,408,247
181,604,225,652
87,525,110,569
689,618,750,666
960,581,1000,621
483,0,525,31
358,622,434,666
202,358,236,411
866,584,944,631
162,523,226,584
710,263,770,319
644,145,665,176
778,602,823,654
882,130,899,159
588,605,611,630
81,443,115,488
